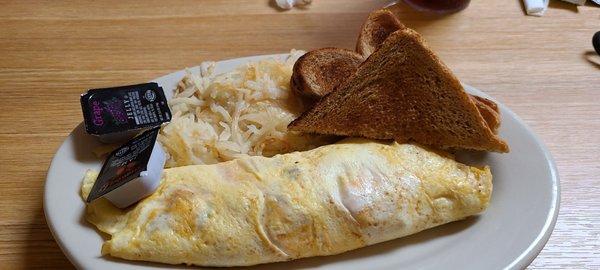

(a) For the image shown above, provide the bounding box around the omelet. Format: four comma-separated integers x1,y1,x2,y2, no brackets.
81,138,492,267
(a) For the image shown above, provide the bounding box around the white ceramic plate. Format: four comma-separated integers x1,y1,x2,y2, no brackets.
44,54,559,270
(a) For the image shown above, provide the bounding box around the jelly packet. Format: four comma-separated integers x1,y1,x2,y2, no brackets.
85,127,166,208
80,83,171,143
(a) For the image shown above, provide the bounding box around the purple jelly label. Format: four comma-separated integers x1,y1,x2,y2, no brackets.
103,97,128,125
91,100,104,126
81,83,171,135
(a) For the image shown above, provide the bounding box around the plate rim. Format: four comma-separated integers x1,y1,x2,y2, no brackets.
486,99,561,269
43,53,560,270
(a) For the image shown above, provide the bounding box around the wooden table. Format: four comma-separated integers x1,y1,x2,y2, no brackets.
1,0,598,269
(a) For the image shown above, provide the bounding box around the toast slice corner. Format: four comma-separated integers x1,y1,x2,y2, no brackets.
356,9,406,57
291,48,363,100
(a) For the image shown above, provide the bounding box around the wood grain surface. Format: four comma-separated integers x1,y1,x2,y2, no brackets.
0,0,598,269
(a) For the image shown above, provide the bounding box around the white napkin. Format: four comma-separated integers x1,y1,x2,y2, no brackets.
275,0,312,10
523,0,549,16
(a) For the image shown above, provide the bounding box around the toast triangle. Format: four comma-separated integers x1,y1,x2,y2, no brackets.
289,29,509,152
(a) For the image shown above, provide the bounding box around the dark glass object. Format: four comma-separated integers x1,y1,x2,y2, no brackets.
403,0,471,14
593,31,600,56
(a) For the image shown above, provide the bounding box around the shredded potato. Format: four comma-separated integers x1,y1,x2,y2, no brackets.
159,50,332,167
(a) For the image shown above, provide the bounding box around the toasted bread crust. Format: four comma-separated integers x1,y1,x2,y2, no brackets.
472,95,499,113
472,96,500,133
290,29,509,152
291,48,363,100
356,9,406,57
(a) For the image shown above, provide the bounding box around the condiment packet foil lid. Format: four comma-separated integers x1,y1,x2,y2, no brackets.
80,83,171,136
86,127,165,207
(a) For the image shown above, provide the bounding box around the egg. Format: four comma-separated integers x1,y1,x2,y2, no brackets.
81,138,492,267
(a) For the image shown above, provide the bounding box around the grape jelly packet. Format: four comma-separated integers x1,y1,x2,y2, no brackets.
81,83,171,143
